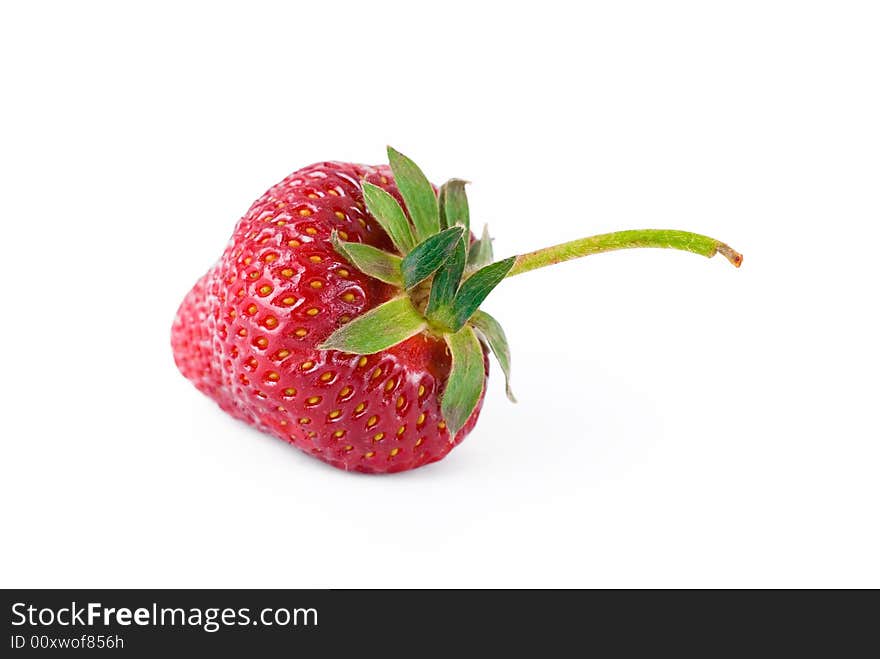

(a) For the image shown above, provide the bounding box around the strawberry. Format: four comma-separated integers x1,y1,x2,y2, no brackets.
172,148,742,474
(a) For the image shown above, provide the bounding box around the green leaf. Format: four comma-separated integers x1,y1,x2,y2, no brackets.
469,310,516,403
438,178,470,232
401,226,465,289
466,223,493,271
442,325,486,435
387,146,440,242
425,235,467,330
318,297,425,354
448,257,515,330
331,231,403,286
362,182,416,254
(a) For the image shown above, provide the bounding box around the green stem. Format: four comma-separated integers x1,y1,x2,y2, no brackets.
506,229,742,278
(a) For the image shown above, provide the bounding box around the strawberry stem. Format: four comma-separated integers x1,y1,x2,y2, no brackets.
506,229,742,277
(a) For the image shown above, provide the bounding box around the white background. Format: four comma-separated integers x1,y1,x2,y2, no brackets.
2,1,878,588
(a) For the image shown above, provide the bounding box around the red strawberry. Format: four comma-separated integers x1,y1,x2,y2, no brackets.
172,147,741,474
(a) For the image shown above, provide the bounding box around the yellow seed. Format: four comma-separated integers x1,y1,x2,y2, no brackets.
283,388,296,397
306,308,319,316
276,349,290,359
342,443,352,449
328,410,341,419
367,415,378,427
266,372,280,382
263,216,273,223
373,432,385,442
397,426,405,436
334,211,345,220
365,451,375,458
237,328,247,337
396,396,405,409
288,239,301,247
236,288,245,297
320,372,333,382
389,448,400,457
342,293,355,302
258,285,272,296
371,367,382,380
301,360,314,370
418,385,425,397
263,253,277,263
339,315,351,323
248,271,259,279
276,220,287,226
255,337,268,348
415,438,424,447
245,304,257,315
380,175,388,184
417,413,426,426
307,193,319,199
338,269,349,278
279,419,288,426
358,218,367,227
438,421,447,430
281,268,294,278
299,209,312,216
354,403,365,413
264,316,278,328
306,396,321,405
329,190,339,197
281,296,296,306
299,417,310,424
338,231,349,240
309,255,322,263
335,430,347,438
243,256,253,265
310,280,323,289
385,379,396,392
339,386,352,398
357,356,367,368
295,328,307,337
277,406,286,412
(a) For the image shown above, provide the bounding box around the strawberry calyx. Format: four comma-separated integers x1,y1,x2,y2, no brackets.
321,146,743,434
